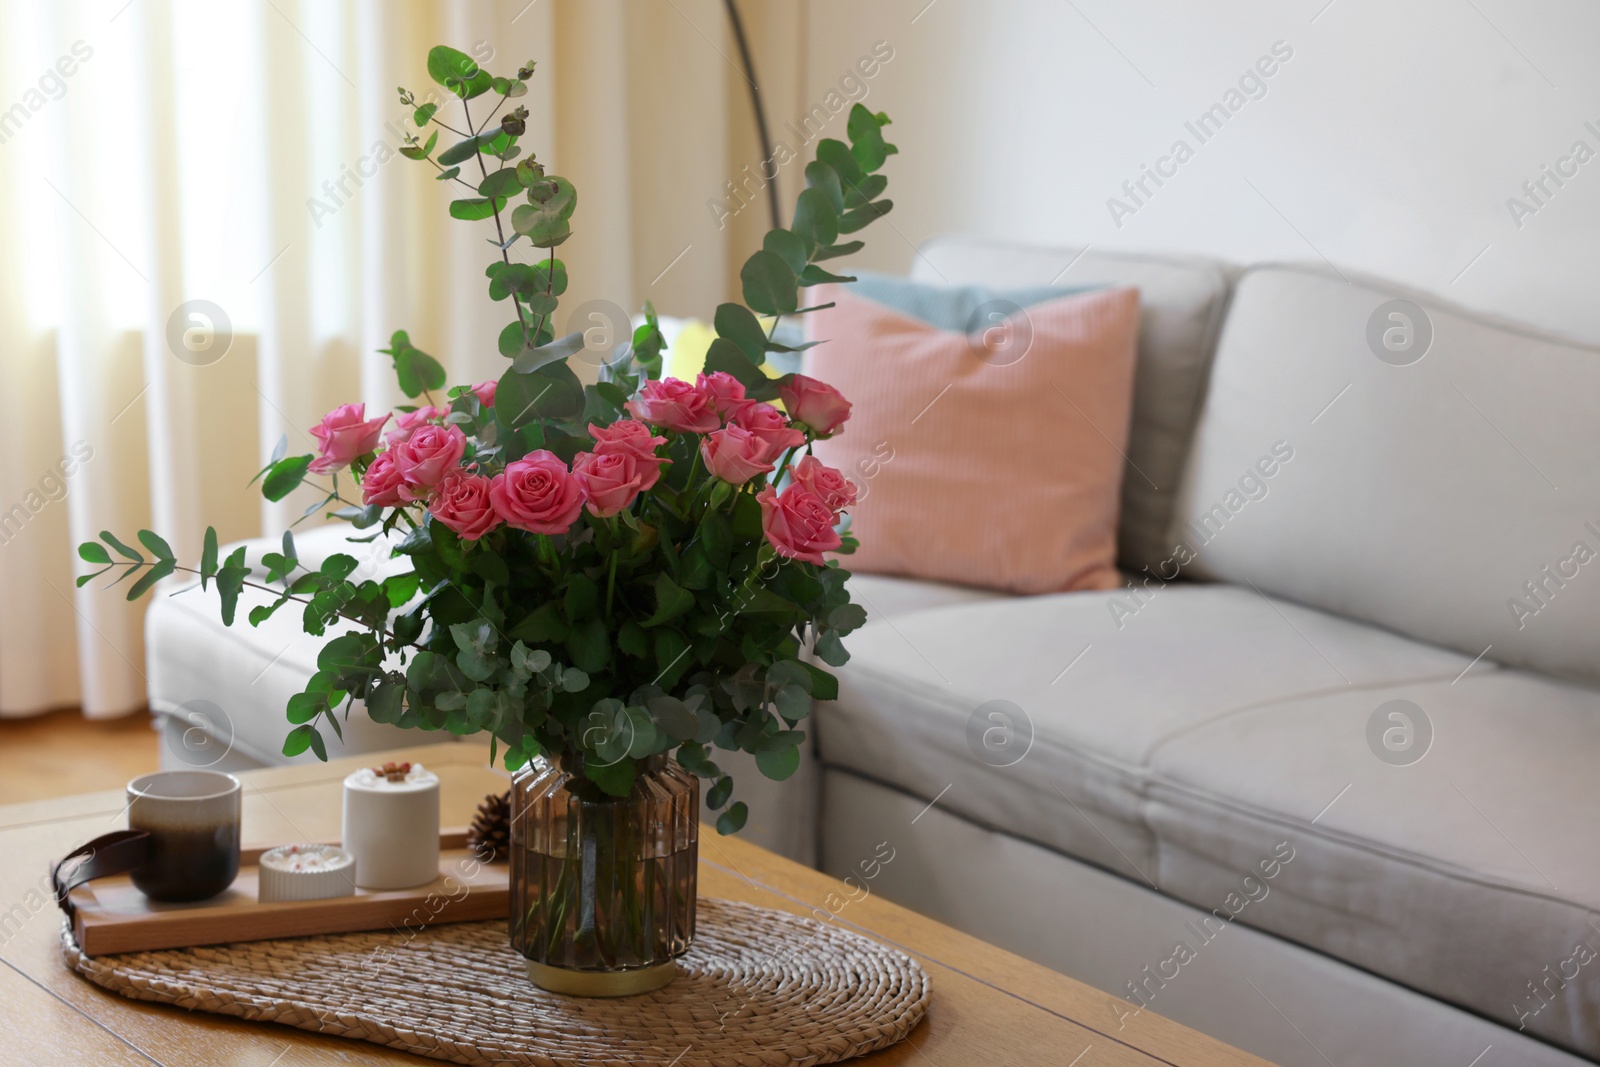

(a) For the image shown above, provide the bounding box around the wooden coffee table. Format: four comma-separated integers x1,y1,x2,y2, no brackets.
0,743,1276,1066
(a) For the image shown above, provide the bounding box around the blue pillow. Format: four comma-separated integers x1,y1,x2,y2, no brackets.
847,270,1103,332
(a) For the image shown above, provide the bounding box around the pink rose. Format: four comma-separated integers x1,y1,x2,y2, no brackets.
733,402,806,464
428,470,501,541
588,420,668,490
625,378,720,434
697,371,754,423
790,455,858,511
309,403,389,474
778,374,852,436
395,423,467,492
385,405,446,446
471,380,497,407
701,425,776,485
572,451,647,518
360,450,408,508
490,451,585,535
756,484,842,565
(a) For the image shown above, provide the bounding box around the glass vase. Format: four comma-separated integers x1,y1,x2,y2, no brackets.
509,753,699,996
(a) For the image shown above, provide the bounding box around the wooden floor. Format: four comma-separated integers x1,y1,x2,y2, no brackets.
0,707,160,805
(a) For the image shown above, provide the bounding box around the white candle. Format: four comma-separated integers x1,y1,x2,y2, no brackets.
258,843,356,902
341,762,440,890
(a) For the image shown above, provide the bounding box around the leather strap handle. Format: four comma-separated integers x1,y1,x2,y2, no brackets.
52,830,150,920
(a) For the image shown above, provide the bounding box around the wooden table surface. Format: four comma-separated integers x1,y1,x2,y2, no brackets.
0,743,1277,1066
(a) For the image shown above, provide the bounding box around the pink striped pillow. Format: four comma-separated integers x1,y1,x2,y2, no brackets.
805,285,1139,595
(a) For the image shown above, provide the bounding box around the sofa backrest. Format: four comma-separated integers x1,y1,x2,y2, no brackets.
912,236,1236,575
1173,263,1600,686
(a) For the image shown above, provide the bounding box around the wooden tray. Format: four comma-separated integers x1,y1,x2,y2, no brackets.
68,830,508,957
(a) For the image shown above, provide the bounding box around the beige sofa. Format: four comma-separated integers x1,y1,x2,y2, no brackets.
148,237,1600,1066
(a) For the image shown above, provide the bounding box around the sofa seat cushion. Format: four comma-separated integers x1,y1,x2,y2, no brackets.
817,582,1600,1057
145,524,437,768
1149,667,1600,1056
844,571,1006,621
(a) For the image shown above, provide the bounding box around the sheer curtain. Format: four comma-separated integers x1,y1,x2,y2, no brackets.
0,0,801,718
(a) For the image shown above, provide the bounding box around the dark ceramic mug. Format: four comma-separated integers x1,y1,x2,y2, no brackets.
53,770,242,910
126,769,241,901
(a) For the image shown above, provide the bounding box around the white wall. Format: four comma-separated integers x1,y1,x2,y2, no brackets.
794,0,1600,342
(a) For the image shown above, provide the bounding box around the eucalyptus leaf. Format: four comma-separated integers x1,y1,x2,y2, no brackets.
815,138,863,187
449,196,503,221
773,682,811,722
799,263,855,287
813,240,865,262
438,130,501,166
282,724,318,758
511,331,585,374
790,188,839,254
838,199,893,235
262,456,312,502
762,229,807,275
648,695,698,743
477,168,523,199
847,103,889,172
803,160,845,213
756,743,801,781
716,801,749,835
126,558,175,601
703,338,768,392
99,531,143,562
496,360,584,427
713,303,767,361
740,250,798,316
815,630,850,667
395,344,447,398
426,45,477,88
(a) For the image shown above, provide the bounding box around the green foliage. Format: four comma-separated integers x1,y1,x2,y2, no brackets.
379,330,447,399
261,456,313,502
79,47,897,830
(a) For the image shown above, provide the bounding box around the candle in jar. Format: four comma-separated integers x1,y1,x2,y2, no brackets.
341,761,440,890
257,843,356,902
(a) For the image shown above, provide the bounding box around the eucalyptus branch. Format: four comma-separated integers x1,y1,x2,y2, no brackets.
530,246,556,342
307,483,365,510
479,86,515,132
97,561,401,642
427,115,470,138
419,108,467,137
464,95,533,347
424,153,477,191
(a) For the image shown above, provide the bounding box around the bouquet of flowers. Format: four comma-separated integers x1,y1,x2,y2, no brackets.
79,45,896,833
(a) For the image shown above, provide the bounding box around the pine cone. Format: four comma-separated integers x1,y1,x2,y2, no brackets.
467,790,511,862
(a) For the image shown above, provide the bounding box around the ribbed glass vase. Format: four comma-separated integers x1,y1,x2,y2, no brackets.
509,753,698,996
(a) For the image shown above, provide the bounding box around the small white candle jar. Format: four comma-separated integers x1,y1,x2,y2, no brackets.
258,844,356,902
341,761,440,890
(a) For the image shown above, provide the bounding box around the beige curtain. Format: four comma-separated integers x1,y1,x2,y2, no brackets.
0,0,804,718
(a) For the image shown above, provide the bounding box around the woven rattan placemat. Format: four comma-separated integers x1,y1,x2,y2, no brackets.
62,897,930,1066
